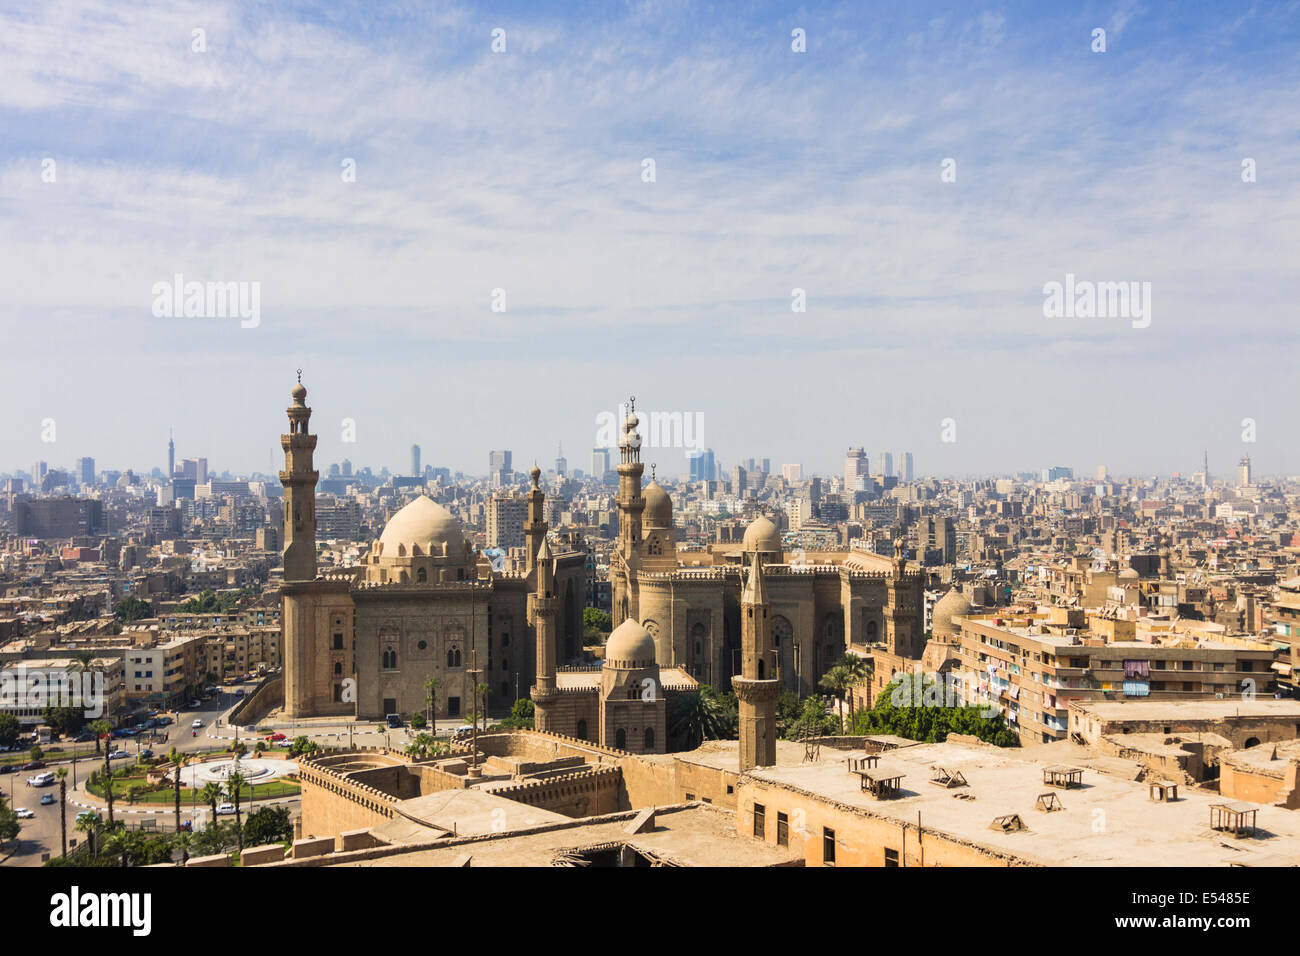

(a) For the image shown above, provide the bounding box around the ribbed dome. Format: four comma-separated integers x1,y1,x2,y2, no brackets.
605,619,656,667
1119,566,1140,579
643,480,673,528
378,496,463,555
742,515,781,553
931,587,971,637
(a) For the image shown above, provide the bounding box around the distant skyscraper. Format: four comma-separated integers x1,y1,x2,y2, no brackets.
168,430,175,477
1041,466,1073,482
781,463,802,482
31,460,47,486
689,448,717,482
844,447,869,492
77,457,95,485
341,459,353,477
1239,456,1252,488
877,451,893,478
591,447,610,481
410,444,421,476
1096,464,1108,481
899,451,914,482
732,464,747,497
556,443,567,477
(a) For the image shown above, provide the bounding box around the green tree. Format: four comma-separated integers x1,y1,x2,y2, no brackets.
242,805,292,846
225,770,246,852
668,685,730,750
74,811,102,857
405,733,443,759
199,781,223,820
55,767,69,858
0,712,19,747
88,718,111,756
114,596,153,623
0,794,20,845
167,748,186,834
288,736,319,758
424,675,441,728
582,607,613,644
42,705,86,738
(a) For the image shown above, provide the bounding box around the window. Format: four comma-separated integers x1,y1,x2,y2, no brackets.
823,828,836,865
502,658,509,672
576,719,587,740
616,728,626,750
644,727,655,750
884,848,899,867
777,812,789,846
334,662,342,675
753,804,766,839
333,633,344,650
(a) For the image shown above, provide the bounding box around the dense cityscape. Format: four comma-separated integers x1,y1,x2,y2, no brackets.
2,377,1298,878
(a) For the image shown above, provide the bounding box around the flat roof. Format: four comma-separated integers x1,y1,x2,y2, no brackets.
1072,698,1300,721
329,804,801,867
745,740,1300,866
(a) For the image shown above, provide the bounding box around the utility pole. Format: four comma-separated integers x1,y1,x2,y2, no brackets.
467,646,482,778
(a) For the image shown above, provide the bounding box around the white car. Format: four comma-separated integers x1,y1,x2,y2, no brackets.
214,802,236,815
191,719,203,728
14,808,34,819
108,750,130,759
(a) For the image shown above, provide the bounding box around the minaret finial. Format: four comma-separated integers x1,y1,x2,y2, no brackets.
629,395,636,412
296,368,302,384
651,463,656,481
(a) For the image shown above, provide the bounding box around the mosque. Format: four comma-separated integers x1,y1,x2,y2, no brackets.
278,380,924,754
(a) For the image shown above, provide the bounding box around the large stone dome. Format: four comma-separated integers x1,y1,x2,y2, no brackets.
931,587,971,638
605,619,656,668
643,480,672,528
378,496,464,557
742,515,782,554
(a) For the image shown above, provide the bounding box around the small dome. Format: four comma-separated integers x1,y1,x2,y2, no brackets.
291,382,307,403
742,515,781,554
643,481,673,528
1119,566,1140,580
931,587,971,637
605,619,656,667
379,496,464,556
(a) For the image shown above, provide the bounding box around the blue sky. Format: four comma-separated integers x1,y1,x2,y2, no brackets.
1,0,1298,480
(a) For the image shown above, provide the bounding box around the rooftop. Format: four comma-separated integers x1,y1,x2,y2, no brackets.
1072,698,1300,721
745,740,1300,866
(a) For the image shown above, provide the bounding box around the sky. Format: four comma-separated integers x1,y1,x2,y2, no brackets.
1,0,1298,481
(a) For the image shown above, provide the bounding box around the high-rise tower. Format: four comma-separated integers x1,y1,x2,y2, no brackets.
279,372,318,582
529,536,559,732
733,550,778,771
167,429,175,478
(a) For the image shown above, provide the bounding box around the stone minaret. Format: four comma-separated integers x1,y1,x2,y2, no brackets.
613,397,644,626
524,464,548,574
279,372,318,582
529,536,559,732
734,551,778,771
884,538,920,658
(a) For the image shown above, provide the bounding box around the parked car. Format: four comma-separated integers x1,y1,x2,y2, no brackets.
40,793,56,805
155,717,172,727
20,760,46,771
0,764,16,775
189,700,200,708
110,728,136,738
452,725,475,740
139,748,154,759
14,808,34,819
215,803,236,816
191,719,203,728
107,750,130,760
73,731,95,743
385,714,403,729
265,732,286,742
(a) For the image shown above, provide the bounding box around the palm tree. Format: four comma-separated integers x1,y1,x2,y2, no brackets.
102,825,129,868
55,767,68,857
669,690,725,749
75,813,101,859
424,676,441,731
819,665,853,731
199,781,223,823
835,654,871,730
173,829,192,867
225,770,246,853
167,748,186,833
87,718,110,757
